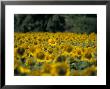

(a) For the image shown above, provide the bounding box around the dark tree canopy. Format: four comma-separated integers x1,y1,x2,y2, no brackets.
14,14,97,34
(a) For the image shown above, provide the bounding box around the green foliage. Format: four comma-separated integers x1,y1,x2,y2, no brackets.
70,61,91,70
14,14,97,33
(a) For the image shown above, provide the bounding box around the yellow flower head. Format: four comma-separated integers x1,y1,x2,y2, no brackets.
52,63,70,76
41,63,53,75
48,38,56,46
18,66,31,74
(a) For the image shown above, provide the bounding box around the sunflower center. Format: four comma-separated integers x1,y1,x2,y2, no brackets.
37,52,45,59
58,68,67,76
17,48,25,55
57,55,66,62
20,58,26,63
85,53,92,59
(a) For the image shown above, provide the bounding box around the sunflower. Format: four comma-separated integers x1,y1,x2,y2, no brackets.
71,70,81,76
45,52,54,63
14,48,18,57
64,45,73,53
17,47,25,56
36,52,45,59
18,66,31,75
14,59,20,70
34,51,45,62
48,38,56,46
25,58,36,68
29,46,37,53
80,65,97,76
52,63,70,76
85,52,92,60
27,51,34,58
41,63,53,75
28,70,41,76
55,55,67,63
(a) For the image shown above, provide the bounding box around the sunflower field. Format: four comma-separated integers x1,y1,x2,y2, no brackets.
14,32,97,76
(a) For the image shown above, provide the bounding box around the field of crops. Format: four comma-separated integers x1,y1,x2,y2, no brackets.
14,32,97,76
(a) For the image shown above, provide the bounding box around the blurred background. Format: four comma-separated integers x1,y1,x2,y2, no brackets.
14,14,97,34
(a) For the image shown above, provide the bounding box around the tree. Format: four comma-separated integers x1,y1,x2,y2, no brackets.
14,14,97,33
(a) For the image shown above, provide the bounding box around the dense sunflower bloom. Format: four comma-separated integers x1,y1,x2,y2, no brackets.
14,32,97,76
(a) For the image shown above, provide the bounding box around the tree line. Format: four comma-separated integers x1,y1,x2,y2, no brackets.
14,14,97,34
